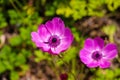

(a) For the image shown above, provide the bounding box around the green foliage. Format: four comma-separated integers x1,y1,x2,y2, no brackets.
0,0,120,79
34,50,51,62
45,0,120,20
0,2,42,79
8,9,21,25
0,45,13,73
56,46,79,68
0,13,7,28
56,0,87,20
45,4,56,16
10,71,19,80
71,27,82,42
106,0,120,11
0,45,29,72
9,35,22,46
102,25,116,42
95,68,120,80
0,62,6,73
87,0,105,17
14,54,26,66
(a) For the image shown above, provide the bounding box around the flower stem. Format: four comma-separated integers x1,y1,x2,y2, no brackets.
9,0,24,20
58,54,77,80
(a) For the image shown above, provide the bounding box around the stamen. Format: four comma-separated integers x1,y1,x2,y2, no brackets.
48,35,60,47
52,38,57,43
92,51,102,61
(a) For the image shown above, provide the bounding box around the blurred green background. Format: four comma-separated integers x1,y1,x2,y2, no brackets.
0,0,120,80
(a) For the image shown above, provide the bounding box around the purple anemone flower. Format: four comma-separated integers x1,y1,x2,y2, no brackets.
31,17,73,55
79,37,117,68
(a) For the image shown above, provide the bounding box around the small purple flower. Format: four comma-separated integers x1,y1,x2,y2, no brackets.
31,17,73,55
79,37,118,68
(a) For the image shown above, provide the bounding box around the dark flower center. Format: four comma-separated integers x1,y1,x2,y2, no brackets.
52,38,57,43
48,35,60,47
92,51,102,61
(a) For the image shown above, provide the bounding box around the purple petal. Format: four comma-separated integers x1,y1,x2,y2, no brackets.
87,61,98,68
40,44,50,52
50,28,73,54
31,32,50,51
45,20,54,35
51,17,65,35
37,24,51,42
103,43,117,59
84,38,94,51
31,32,42,43
94,37,104,49
99,60,110,68
45,17,65,36
80,49,92,64
80,49,91,57
62,28,73,40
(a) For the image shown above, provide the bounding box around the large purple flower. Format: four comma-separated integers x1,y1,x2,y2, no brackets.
31,17,73,55
79,37,117,68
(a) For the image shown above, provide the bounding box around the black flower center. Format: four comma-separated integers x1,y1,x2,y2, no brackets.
52,38,57,43
48,35,60,47
92,51,102,61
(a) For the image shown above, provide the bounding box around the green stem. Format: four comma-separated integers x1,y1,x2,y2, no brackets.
58,54,77,80
15,0,23,8
9,0,24,20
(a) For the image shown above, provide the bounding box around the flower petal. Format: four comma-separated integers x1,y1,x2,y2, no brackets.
87,61,98,68
40,44,50,52
103,43,117,59
45,20,54,35
38,24,51,42
99,60,110,68
52,17,65,35
94,37,104,49
80,49,92,64
31,32,50,51
84,38,94,51
45,17,65,36
50,28,73,54
31,32,42,43
62,28,73,40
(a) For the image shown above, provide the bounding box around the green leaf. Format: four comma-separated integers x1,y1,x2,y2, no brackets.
19,64,29,75
14,54,26,66
45,5,55,16
64,47,77,63
0,13,7,28
0,62,6,73
8,9,21,25
34,50,46,62
34,50,50,62
0,45,11,59
102,25,116,42
21,49,31,57
2,60,13,70
106,0,120,11
8,10,18,18
9,35,22,46
10,71,19,80
20,27,31,40
56,47,78,66
8,53,17,65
